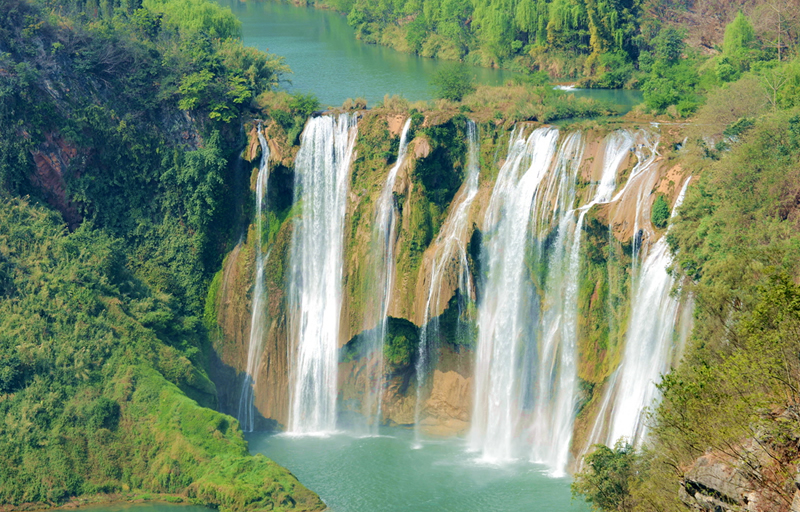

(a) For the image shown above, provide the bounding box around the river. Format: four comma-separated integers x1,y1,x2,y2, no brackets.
217,0,642,113
217,0,516,107
247,427,588,512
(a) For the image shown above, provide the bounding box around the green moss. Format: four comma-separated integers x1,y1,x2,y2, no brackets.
204,269,224,331
341,317,419,373
416,115,469,217
341,114,396,331
577,209,633,388
436,293,477,349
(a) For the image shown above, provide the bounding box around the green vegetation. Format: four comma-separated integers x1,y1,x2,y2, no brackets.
0,198,320,510
0,0,322,508
457,84,615,128
436,294,477,348
639,27,703,115
431,64,475,101
576,212,631,401
313,0,642,77
342,317,419,372
649,194,669,228
382,318,421,369
572,441,637,512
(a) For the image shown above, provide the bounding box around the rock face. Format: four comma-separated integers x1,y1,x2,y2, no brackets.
208,242,250,419
418,370,471,437
680,453,753,511
30,132,82,228
680,446,799,512
207,114,689,461
208,140,292,430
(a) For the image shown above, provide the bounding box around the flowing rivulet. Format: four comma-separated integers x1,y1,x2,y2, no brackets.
238,123,270,433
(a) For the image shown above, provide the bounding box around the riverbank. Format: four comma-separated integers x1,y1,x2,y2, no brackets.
217,0,517,107
0,494,197,512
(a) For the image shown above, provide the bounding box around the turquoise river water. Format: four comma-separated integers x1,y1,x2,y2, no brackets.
216,0,642,112
217,0,515,107
73,429,590,512
247,427,589,511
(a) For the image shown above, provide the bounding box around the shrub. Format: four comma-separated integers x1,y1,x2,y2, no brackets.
288,92,320,116
572,441,637,512
431,64,475,102
651,194,670,229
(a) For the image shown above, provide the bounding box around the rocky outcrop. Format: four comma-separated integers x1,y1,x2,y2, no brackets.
30,132,82,228
417,370,472,436
208,144,292,430
680,453,754,511
680,442,799,512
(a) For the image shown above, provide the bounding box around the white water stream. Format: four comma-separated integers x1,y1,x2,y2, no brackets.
360,118,413,432
469,127,645,475
469,126,561,464
413,120,481,446
238,124,270,432
288,114,358,434
597,177,693,447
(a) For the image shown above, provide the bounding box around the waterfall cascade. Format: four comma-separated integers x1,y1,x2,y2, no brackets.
589,177,693,449
288,114,358,434
526,131,587,476
469,126,562,463
238,124,270,432
413,119,481,446
469,127,651,475
269,115,692,471
359,119,413,432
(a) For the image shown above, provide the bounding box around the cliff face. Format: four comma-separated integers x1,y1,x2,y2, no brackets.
209,123,294,429
208,111,691,457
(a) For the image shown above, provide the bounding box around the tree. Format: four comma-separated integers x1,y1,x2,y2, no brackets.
723,11,755,58
572,440,637,512
759,64,788,110
650,27,685,64
430,64,475,101
721,11,756,78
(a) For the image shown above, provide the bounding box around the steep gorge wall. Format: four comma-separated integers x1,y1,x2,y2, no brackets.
206,112,693,464
208,122,296,430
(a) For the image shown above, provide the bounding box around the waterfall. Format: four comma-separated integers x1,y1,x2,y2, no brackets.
413,119,481,446
595,131,634,203
288,114,358,434
593,177,693,448
468,126,560,463
525,130,636,475
238,123,270,432
624,132,661,272
526,131,585,476
361,118,412,432
469,127,640,475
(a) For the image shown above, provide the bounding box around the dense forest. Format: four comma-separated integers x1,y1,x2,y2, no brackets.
0,0,323,507
305,0,800,102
